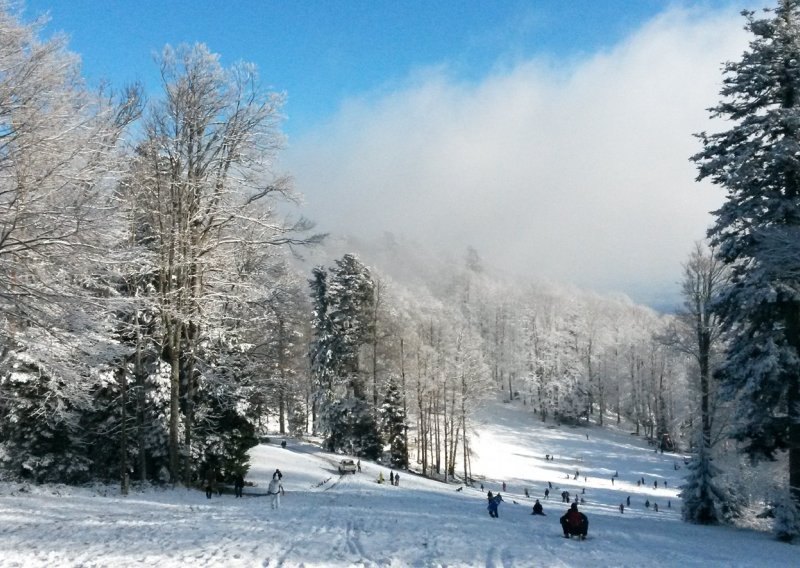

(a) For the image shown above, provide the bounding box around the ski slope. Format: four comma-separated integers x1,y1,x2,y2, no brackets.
0,398,793,567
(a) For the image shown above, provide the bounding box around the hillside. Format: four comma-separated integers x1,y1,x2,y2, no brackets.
0,398,793,567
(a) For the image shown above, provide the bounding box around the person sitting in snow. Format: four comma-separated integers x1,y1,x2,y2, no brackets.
531,499,545,515
560,502,588,539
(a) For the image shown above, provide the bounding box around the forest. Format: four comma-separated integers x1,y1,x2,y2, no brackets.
1,0,800,542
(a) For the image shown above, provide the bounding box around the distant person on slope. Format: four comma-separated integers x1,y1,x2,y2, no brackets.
560,502,588,539
531,499,545,515
267,475,285,509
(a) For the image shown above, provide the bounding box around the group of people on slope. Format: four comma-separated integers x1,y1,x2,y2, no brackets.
486,489,588,539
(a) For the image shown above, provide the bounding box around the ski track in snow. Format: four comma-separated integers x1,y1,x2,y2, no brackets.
0,399,798,567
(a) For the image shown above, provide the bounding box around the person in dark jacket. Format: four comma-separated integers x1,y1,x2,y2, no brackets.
560,502,588,539
488,492,503,518
532,499,545,515
234,473,245,498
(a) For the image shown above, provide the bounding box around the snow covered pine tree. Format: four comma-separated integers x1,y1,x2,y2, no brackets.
693,0,800,541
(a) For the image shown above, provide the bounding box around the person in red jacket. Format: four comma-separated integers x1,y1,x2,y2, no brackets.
560,502,588,539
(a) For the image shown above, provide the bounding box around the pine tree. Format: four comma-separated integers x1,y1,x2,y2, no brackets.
680,432,726,524
309,254,380,455
669,244,730,524
692,0,800,539
381,374,409,469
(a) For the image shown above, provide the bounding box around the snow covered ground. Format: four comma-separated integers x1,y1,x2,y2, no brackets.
0,399,793,567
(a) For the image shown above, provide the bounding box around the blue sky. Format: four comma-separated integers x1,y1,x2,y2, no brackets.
26,1,738,137
24,1,764,307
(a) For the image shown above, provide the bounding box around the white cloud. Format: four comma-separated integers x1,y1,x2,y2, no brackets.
284,5,751,306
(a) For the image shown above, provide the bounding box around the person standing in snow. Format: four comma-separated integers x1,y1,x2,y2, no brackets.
488,493,503,518
267,475,284,509
502,481,506,492
389,471,395,485
204,468,217,499
544,488,550,499
234,472,245,498
394,474,400,486
357,459,361,472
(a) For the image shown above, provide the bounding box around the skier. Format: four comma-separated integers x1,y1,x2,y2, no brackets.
532,499,545,515
267,475,284,509
560,502,589,539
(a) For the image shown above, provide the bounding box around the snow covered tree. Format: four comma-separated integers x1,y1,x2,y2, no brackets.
666,244,730,524
692,1,800,539
125,43,319,483
309,254,380,455
680,434,727,524
0,3,141,483
381,374,408,468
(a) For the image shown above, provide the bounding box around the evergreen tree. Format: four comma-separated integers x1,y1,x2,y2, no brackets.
381,374,409,469
670,244,730,524
693,0,800,539
309,254,380,455
680,433,726,524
